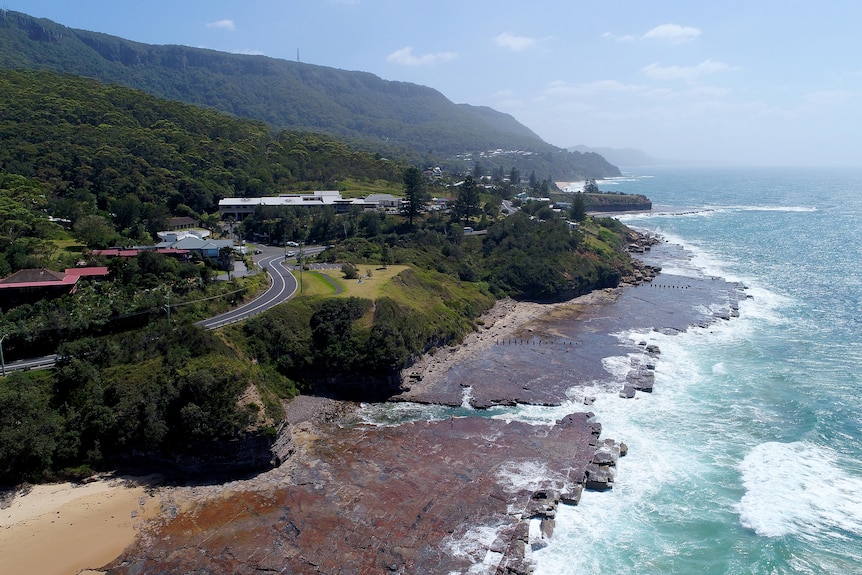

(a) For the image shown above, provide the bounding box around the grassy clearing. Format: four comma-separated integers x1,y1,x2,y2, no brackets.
338,178,402,198
50,238,87,267
312,265,410,300
296,271,341,297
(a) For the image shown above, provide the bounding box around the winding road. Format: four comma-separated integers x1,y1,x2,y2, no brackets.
196,244,330,330
195,252,297,330
2,246,329,373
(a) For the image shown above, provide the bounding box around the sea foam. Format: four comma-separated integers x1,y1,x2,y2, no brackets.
737,441,862,539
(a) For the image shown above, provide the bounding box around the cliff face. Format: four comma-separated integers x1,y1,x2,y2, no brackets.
115,433,277,480
584,193,652,212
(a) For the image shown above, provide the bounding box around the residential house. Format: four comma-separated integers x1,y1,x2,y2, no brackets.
0,268,79,309
168,216,199,231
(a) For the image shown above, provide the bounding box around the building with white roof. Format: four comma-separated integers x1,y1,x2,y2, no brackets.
218,191,380,220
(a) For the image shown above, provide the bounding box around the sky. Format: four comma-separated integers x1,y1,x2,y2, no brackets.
13,1,862,166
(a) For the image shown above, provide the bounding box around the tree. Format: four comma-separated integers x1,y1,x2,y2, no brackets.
584,179,600,194
570,193,587,222
402,167,427,227
472,162,483,179
509,167,520,187
73,214,118,249
455,175,481,225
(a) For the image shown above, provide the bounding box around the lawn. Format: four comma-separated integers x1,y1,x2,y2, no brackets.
300,265,410,300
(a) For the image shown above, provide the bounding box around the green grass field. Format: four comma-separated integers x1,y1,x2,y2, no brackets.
299,265,410,299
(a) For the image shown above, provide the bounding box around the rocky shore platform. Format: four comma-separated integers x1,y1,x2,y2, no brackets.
101,233,745,575
106,412,623,575
396,236,744,409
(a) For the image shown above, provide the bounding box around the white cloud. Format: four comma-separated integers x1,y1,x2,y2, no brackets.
544,79,677,100
602,31,636,42
802,90,856,108
643,59,735,81
235,49,265,56
206,19,236,31
642,23,701,44
386,46,458,66
495,32,536,52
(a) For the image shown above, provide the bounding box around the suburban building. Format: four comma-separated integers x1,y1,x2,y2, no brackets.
167,216,199,231
0,268,80,309
218,191,381,220
154,235,235,260
91,248,191,259
364,193,402,211
64,267,110,281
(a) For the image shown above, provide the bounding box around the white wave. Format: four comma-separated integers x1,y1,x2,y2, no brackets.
461,385,475,409
737,441,862,539
719,204,818,213
357,401,452,426
496,460,553,493
445,522,507,575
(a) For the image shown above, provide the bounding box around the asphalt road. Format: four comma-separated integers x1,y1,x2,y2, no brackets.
196,244,328,330
196,252,297,330
2,245,329,373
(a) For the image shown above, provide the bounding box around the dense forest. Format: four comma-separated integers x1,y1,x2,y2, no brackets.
0,10,621,181
0,69,641,486
0,69,403,257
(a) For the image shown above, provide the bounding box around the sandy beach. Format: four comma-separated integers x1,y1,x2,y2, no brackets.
0,476,162,575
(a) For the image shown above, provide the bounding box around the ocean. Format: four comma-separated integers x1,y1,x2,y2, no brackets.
531,167,862,575
363,167,862,574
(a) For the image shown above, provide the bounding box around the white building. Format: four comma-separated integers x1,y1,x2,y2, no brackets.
218,191,379,220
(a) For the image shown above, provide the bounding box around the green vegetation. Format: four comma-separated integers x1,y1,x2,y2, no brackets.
0,324,296,485
0,10,621,181
0,69,403,255
231,267,496,398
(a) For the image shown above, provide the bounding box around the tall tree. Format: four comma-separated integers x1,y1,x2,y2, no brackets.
402,167,427,227
570,194,587,222
584,179,600,194
509,167,520,187
455,175,481,225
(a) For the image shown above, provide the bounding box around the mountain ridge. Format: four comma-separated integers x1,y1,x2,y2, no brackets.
0,10,619,180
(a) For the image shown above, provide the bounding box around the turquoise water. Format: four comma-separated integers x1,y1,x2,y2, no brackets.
362,167,862,574
530,168,862,574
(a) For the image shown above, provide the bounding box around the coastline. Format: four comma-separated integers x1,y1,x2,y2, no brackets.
398,290,622,401
2,242,670,575
0,476,163,575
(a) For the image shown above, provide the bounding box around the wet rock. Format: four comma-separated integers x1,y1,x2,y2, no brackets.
560,484,584,505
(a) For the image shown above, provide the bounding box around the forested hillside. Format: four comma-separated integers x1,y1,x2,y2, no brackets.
0,10,620,180
0,69,402,248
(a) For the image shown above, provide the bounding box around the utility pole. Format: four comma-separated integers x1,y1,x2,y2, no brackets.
0,334,7,377
299,240,303,293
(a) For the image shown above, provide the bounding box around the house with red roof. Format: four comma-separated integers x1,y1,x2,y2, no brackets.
0,268,80,309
